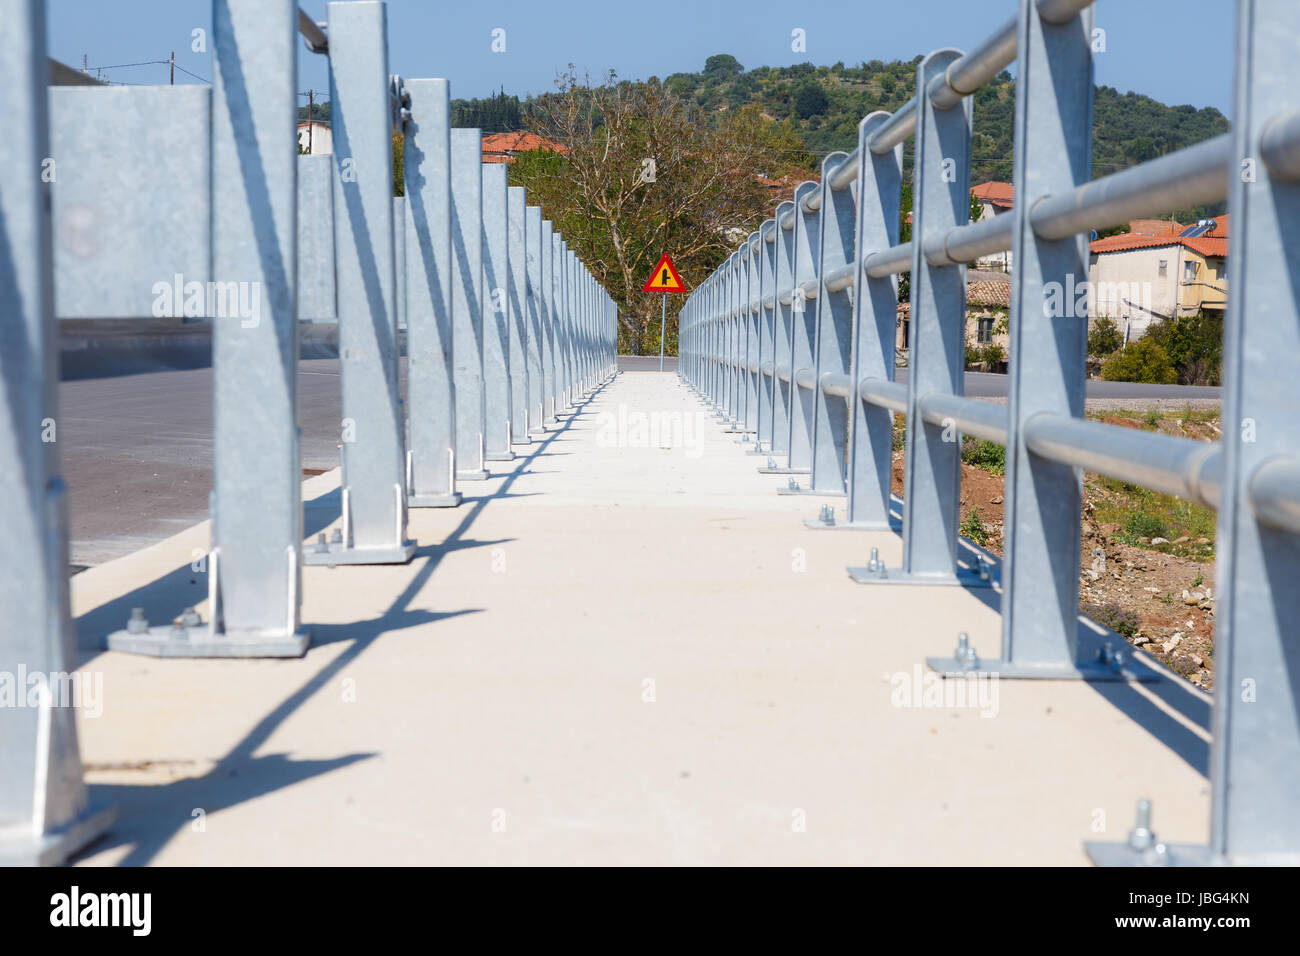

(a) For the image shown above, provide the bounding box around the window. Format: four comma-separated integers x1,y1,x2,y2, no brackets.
1158,259,1168,276
1184,259,1198,281
977,317,994,343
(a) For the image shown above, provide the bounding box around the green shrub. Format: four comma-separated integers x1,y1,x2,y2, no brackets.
1145,313,1222,385
1087,602,1140,638
964,344,982,368
979,343,1005,367
962,438,1006,476
960,508,988,545
1123,511,1168,541
1087,316,1124,356
1100,337,1178,384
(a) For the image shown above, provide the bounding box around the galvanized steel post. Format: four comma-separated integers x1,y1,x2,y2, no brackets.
525,206,546,435
803,151,856,506
843,112,903,530
760,200,800,474
481,163,514,462
403,77,461,508
450,128,489,480
889,50,979,584
780,181,822,487
1090,0,1300,865
0,0,115,865
540,219,557,425
306,0,413,566
507,186,531,444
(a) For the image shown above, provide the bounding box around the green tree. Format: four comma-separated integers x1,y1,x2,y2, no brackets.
793,81,828,119
512,69,813,353
1100,337,1178,384
704,54,743,77
1087,316,1124,356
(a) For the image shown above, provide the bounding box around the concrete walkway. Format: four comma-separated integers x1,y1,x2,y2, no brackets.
69,370,1210,865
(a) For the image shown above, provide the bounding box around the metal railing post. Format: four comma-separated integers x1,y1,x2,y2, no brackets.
721,255,738,424
403,77,461,508
755,219,777,452
932,0,1110,671
803,152,856,506
1090,0,1300,865
305,0,414,565
760,201,799,474
556,240,570,412
741,235,760,440
843,112,903,530
885,49,977,583
450,129,489,480
540,219,557,425
550,233,566,417
481,164,514,462
0,0,114,865
109,0,318,642
781,180,822,486
524,205,546,436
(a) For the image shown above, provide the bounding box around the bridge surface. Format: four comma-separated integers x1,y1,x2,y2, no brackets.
68,369,1208,865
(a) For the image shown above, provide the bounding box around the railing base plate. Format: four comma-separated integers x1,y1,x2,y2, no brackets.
0,803,116,866
777,485,845,497
847,565,994,587
1085,840,1300,866
757,464,804,475
304,541,416,566
408,491,462,509
456,469,490,482
926,656,1158,682
106,624,310,658
1085,841,1214,866
804,518,894,531
484,451,515,462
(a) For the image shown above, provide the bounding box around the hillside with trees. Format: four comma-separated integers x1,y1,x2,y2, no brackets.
451,54,1228,192
435,55,1229,352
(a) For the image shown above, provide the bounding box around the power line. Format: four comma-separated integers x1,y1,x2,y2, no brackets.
172,63,210,84
85,59,169,71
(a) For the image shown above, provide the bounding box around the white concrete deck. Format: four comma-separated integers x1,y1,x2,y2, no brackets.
69,370,1210,865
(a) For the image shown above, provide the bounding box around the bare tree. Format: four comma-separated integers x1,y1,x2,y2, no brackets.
511,68,810,354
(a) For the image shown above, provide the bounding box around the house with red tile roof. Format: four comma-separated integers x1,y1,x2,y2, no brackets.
970,181,1014,272
481,131,565,164
1088,214,1228,342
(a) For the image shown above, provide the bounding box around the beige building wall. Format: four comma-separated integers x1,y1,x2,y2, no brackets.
973,201,1013,272
297,123,333,155
1087,245,1181,341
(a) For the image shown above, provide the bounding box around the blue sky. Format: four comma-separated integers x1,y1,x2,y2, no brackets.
48,0,1235,116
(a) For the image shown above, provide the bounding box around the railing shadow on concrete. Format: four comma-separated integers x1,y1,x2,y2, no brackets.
75,379,609,865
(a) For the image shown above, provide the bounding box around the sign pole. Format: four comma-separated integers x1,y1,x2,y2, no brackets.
641,253,687,371
659,293,666,371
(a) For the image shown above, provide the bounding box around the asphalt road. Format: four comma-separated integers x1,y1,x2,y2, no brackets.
60,359,345,568
58,359,1218,568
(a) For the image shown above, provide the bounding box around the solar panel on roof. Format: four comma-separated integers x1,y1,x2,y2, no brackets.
1178,218,1216,238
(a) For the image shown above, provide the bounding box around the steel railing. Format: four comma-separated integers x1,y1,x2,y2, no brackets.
1,0,617,865
677,0,1300,866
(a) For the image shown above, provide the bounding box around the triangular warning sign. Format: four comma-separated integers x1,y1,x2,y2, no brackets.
641,253,687,293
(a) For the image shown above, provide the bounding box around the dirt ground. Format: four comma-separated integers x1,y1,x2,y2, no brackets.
891,412,1219,689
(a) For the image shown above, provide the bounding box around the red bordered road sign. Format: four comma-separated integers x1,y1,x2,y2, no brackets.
641,253,687,293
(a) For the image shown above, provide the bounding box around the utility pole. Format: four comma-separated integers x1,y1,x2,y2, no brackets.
308,89,314,154
169,50,174,85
